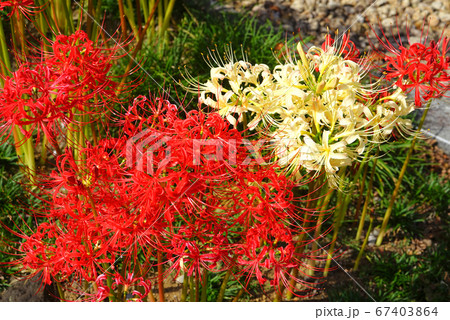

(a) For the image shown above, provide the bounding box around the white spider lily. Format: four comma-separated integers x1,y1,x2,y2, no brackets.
188,41,413,188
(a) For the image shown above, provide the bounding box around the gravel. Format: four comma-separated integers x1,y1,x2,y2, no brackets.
214,0,450,47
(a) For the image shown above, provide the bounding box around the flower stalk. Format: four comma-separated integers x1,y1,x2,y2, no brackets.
376,99,432,246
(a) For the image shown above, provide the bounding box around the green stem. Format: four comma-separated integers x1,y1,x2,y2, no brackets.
189,275,195,302
195,274,200,302
61,0,74,34
232,287,245,302
157,250,165,302
200,269,208,302
353,161,369,224
273,284,283,302
40,133,48,165
56,282,65,301
116,0,160,93
216,269,231,302
354,215,374,271
125,0,139,40
323,169,350,277
181,273,188,302
23,130,36,185
0,20,12,76
376,100,432,246
306,187,334,277
355,153,378,241
118,0,128,40
286,173,324,300
86,0,94,39
160,0,175,40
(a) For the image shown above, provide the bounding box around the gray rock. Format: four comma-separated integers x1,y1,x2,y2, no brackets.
421,95,450,155
0,273,59,302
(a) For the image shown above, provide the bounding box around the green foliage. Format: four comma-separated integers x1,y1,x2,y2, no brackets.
361,246,449,302
327,135,450,302
124,10,298,102
204,271,257,302
0,143,41,291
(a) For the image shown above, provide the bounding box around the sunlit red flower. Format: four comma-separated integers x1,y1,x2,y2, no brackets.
373,26,449,106
321,33,361,61
10,95,323,300
0,0,37,17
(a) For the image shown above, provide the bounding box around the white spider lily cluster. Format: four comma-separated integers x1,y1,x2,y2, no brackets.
188,42,414,188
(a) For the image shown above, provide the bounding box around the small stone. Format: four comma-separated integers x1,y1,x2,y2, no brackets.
439,12,450,22
409,36,421,44
378,6,390,17
381,17,395,28
282,24,294,33
431,1,443,10
251,4,264,12
377,0,388,6
412,10,426,22
444,29,450,38
428,14,440,27
404,7,415,15
327,0,339,10
317,4,327,12
310,20,319,31
175,274,184,284
342,0,356,5
291,0,305,12
241,0,254,8
402,0,411,7
389,9,397,17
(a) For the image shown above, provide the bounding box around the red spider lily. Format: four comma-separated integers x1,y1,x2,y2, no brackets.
10,95,325,300
321,33,361,61
46,31,123,108
112,273,152,302
372,25,449,106
0,62,71,145
94,272,151,302
94,274,111,301
0,0,38,18
0,30,129,148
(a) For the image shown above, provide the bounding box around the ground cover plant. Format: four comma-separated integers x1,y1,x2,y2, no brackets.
0,0,448,302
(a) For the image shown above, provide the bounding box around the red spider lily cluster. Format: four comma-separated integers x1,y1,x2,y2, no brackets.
7,95,326,301
373,27,449,106
0,30,125,147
